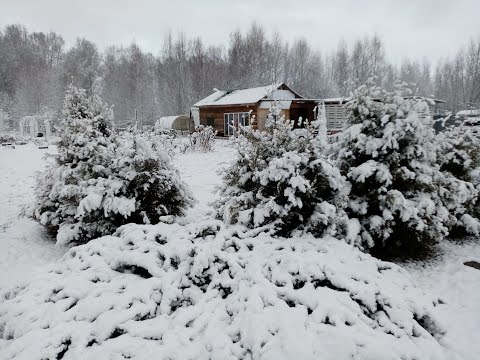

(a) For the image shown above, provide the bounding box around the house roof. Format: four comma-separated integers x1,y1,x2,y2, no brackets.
322,98,347,104
321,96,446,105
193,83,304,107
456,109,480,117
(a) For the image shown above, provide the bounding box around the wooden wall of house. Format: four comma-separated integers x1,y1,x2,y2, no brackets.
256,108,289,131
257,109,268,131
198,101,317,135
199,105,257,136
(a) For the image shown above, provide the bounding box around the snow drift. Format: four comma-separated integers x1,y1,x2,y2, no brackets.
0,220,447,360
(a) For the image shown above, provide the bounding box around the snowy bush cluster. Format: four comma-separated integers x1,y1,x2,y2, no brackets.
336,84,479,258
0,221,447,360
7,82,477,359
0,133,27,145
218,84,480,259
31,86,193,245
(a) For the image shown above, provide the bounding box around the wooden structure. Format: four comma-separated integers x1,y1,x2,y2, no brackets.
322,98,348,133
322,96,447,133
19,115,51,138
192,84,447,137
191,83,318,137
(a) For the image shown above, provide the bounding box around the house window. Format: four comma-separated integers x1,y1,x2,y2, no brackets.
224,112,250,136
206,117,214,127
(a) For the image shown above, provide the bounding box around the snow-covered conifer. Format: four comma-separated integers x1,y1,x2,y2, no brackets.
337,83,476,259
215,112,349,238
436,124,480,235
32,85,114,240
32,85,193,245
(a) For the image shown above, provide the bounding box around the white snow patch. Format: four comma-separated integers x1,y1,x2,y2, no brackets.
0,145,66,288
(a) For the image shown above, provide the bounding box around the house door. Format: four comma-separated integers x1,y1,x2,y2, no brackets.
224,113,235,136
224,113,250,136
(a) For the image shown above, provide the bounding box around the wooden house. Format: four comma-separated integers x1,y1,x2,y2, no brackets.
191,84,446,137
190,83,318,136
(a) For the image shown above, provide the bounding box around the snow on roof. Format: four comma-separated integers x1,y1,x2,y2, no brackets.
259,100,292,109
322,96,446,106
457,109,480,117
192,91,227,107
155,116,183,129
193,83,285,107
322,98,347,104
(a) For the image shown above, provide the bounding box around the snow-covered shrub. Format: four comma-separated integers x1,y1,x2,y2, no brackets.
154,126,177,139
337,83,477,259
31,85,193,245
108,131,194,221
0,133,27,145
131,127,178,158
32,85,114,240
436,124,480,235
215,115,350,238
0,221,448,360
187,125,217,152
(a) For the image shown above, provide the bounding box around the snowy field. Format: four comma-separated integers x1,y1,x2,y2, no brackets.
0,140,479,359
0,144,64,288
0,140,235,289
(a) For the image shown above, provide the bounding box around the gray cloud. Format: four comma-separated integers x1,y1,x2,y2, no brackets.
1,0,479,63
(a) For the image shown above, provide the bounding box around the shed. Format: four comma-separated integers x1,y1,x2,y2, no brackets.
155,115,192,133
321,96,447,133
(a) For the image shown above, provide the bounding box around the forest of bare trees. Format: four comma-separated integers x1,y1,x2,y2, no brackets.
0,22,479,128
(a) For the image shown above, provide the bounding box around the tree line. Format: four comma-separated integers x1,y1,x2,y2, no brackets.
0,22,479,128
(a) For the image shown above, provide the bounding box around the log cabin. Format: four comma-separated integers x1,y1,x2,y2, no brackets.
190,83,318,137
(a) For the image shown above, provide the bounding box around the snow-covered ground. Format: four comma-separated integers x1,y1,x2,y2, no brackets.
0,144,64,288
402,241,480,360
176,139,234,213
0,140,235,290
0,139,479,359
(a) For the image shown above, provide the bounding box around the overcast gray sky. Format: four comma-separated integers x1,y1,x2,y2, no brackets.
1,0,479,64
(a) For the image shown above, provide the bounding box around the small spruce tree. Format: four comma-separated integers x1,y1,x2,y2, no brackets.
337,83,477,259
32,85,193,245
436,124,480,235
215,109,349,238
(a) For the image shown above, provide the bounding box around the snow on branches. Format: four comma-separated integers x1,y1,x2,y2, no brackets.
436,123,480,235
31,86,193,245
0,221,447,360
337,83,478,259
187,125,218,152
215,115,350,238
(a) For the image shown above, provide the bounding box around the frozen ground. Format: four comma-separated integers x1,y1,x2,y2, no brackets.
176,139,235,215
0,144,65,288
402,240,480,360
0,139,479,359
